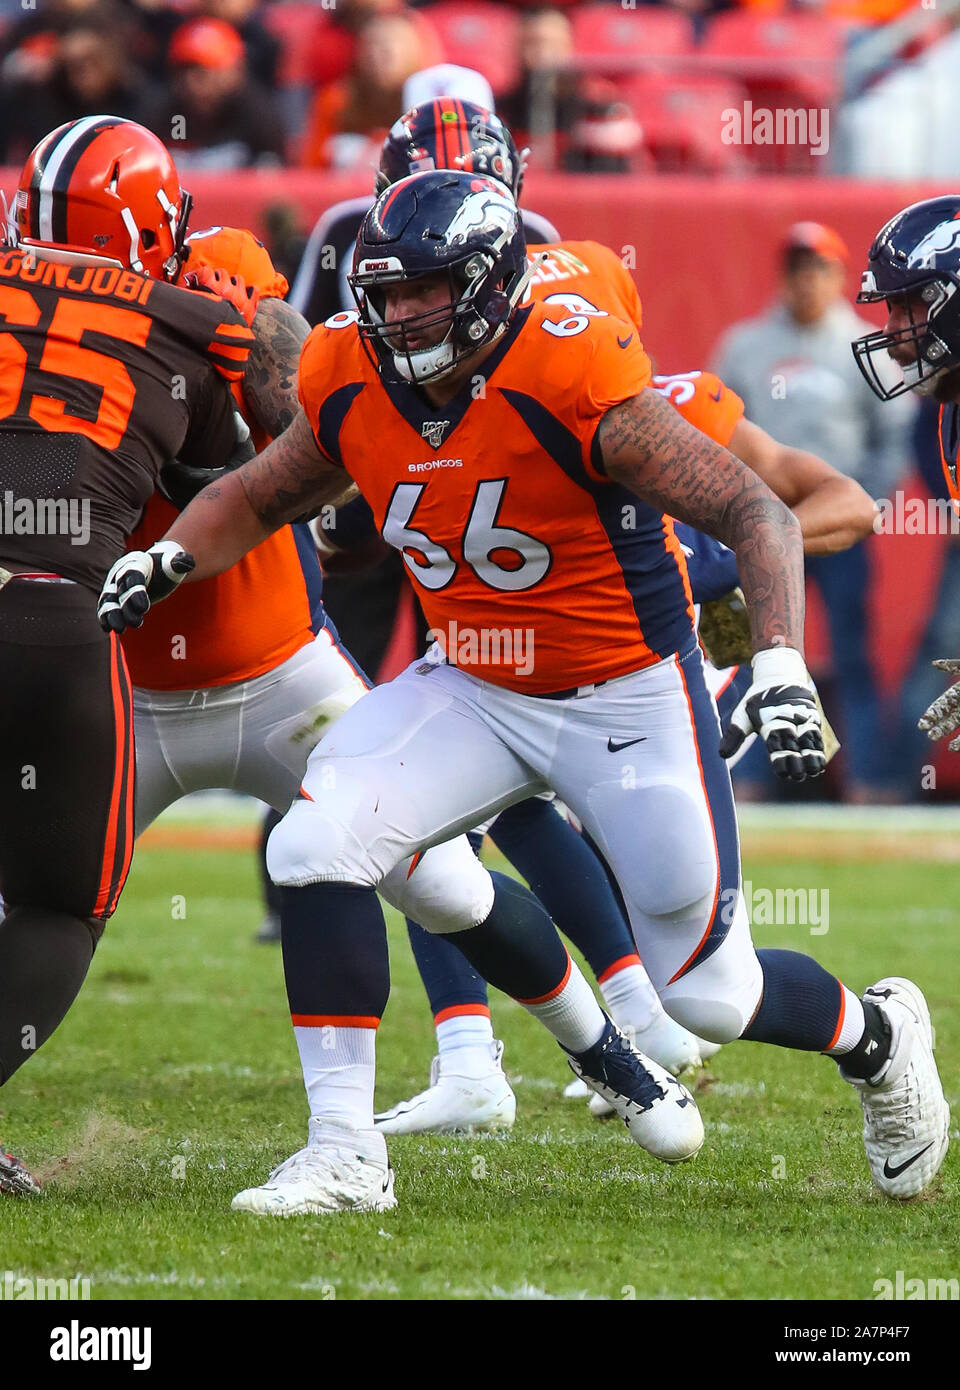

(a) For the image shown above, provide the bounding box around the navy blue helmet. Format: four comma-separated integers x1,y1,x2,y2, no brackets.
853,195,960,400
376,99,524,200
349,169,529,385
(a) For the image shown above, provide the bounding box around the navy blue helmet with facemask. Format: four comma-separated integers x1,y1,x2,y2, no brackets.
349,169,530,386
853,195,960,400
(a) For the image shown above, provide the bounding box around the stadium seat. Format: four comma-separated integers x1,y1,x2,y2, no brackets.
263,2,333,88
620,73,751,175
699,11,851,109
420,2,521,95
571,4,695,64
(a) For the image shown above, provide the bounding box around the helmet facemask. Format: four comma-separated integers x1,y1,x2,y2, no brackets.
854,273,960,400
352,245,530,386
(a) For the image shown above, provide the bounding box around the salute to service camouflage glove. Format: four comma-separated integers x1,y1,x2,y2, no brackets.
97,541,195,633
700,587,840,764
918,658,960,751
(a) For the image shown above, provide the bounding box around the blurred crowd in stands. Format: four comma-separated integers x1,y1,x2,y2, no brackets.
0,0,955,806
0,0,952,175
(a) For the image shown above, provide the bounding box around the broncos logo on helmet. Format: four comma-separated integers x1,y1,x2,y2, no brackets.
854,196,960,401
350,170,532,386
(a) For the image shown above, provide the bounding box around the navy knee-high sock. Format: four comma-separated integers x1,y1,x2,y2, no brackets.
741,949,886,1066
404,828,490,1022
439,871,570,1002
489,799,636,978
280,883,390,1023
406,921,490,1020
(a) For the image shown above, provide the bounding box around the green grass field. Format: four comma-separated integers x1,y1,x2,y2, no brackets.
1,814,958,1301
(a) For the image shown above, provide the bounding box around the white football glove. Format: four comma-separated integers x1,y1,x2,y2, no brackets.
97,541,194,633
917,658,960,750
718,646,826,782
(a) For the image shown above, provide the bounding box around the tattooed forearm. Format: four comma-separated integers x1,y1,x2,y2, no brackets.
599,388,805,654
243,297,311,439
238,407,355,529
163,410,355,581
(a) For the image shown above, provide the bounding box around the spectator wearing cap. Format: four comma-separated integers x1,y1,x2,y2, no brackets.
196,0,280,88
300,9,438,169
711,222,916,802
142,15,286,168
0,10,156,163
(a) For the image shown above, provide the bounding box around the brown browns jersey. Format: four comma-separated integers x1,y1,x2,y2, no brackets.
0,249,254,589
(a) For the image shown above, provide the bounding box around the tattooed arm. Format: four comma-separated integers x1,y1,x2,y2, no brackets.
161,408,357,580
598,387,805,655
242,297,312,439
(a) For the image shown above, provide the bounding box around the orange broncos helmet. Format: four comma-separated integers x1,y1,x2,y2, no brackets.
13,115,192,280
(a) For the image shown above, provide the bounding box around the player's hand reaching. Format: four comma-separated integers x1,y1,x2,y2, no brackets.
97,542,195,633
918,659,960,750
184,264,260,328
719,647,826,781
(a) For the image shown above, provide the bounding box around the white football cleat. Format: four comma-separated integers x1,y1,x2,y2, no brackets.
566,1014,711,1118
841,977,950,1200
566,1016,704,1163
231,1120,396,1216
374,1040,516,1135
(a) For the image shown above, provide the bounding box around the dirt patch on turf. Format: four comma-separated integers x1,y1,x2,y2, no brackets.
741,831,960,862
33,1114,150,1189
139,825,257,851
139,822,960,862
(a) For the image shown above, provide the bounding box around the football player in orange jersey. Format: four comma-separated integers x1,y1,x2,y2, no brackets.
340,99,878,1135
102,171,949,1211
109,211,713,1210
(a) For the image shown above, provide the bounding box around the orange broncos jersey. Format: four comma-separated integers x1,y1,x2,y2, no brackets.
526,241,745,449
525,239,644,330
123,228,327,692
938,403,960,512
651,369,745,448
298,299,695,694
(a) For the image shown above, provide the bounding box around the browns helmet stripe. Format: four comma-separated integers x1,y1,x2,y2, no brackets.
25,125,65,240
36,114,125,246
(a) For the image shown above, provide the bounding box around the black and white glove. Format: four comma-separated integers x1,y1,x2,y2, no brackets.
917,658,960,750
718,647,826,781
97,541,195,633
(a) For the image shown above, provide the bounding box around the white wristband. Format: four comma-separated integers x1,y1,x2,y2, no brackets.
752,646,809,689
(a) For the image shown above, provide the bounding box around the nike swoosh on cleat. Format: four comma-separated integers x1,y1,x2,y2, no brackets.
865,987,894,1000
607,736,647,752
710,387,723,401
617,334,634,349
882,1143,934,1180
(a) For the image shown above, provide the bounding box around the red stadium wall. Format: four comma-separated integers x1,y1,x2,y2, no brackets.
5,170,953,786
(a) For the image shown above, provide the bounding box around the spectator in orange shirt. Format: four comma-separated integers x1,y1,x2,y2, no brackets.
300,9,441,170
